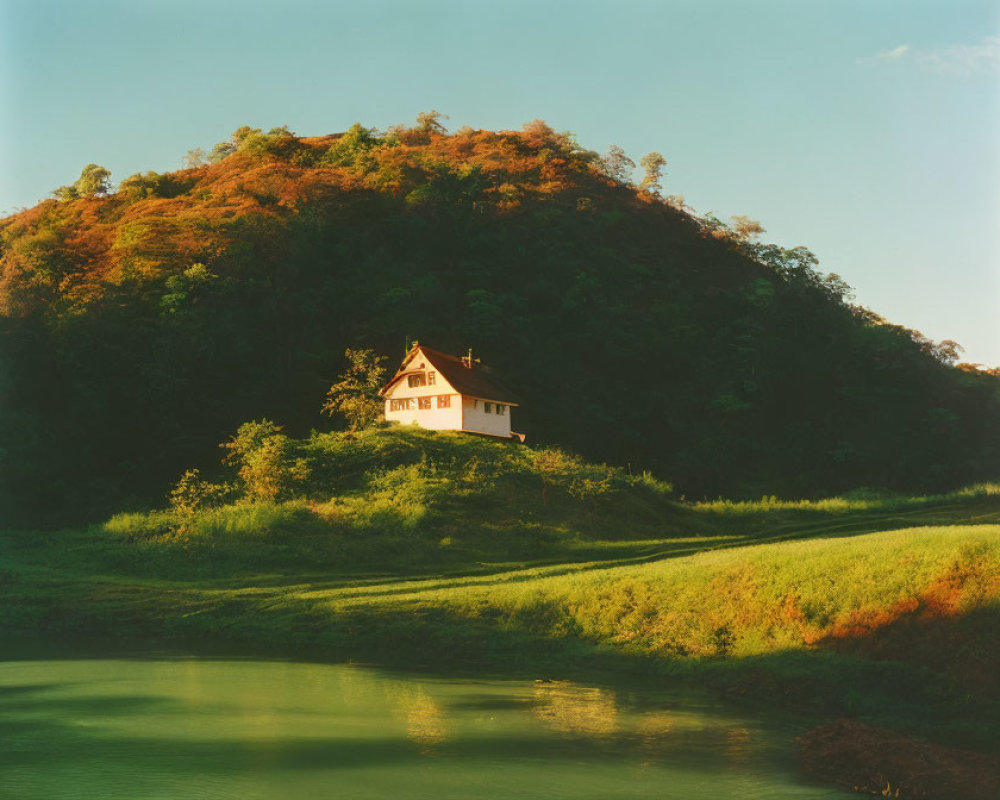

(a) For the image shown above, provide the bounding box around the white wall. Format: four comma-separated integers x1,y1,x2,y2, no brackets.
462,396,512,437
382,347,514,438
385,393,463,430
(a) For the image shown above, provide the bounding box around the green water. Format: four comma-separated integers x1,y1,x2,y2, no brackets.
0,656,851,799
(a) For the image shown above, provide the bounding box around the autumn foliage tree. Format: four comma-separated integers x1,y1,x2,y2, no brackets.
639,152,666,194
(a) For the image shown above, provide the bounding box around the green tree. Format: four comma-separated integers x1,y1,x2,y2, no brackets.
232,125,262,146
324,123,380,166
639,152,666,194
208,140,237,163
168,468,233,512
118,171,164,200
221,420,309,502
55,163,111,199
415,110,448,133
76,163,112,196
322,348,388,430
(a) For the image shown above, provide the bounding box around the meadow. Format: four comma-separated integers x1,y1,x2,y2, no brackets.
2,426,998,795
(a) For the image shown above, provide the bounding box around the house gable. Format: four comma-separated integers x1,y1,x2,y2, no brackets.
381,347,459,399
380,344,519,439
427,349,518,405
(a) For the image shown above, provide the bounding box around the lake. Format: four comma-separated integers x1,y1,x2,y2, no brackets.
0,654,851,799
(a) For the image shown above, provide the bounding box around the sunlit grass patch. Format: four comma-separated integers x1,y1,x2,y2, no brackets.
694,482,1000,515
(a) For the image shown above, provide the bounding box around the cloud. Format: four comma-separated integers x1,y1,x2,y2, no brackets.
917,36,1000,76
863,36,1000,76
874,44,910,60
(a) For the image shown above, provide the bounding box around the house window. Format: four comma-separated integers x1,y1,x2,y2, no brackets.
484,402,493,414
497,404,506,415
407,374,426,388
427,371,436,386
437,395,450,408
418,397,432,410
407,398,417,410
390,399,401,412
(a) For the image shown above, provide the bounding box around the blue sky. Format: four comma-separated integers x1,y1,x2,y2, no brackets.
2,0,998,364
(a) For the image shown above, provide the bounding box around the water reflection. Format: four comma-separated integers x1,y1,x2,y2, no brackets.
531,680,618,735
724,726,754,763
399,690,448,748
634,709,674,742
0,658,853,800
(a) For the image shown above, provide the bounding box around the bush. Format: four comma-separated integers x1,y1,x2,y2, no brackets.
168,468,234,513
222,420,311,502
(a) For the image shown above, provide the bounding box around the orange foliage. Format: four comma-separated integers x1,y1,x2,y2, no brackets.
0,124,643,312
798,559,1000,646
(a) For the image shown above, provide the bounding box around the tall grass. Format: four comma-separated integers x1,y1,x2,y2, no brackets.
695,482,1000,515
3,427,999,751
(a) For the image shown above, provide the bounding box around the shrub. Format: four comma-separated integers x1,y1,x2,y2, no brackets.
222,420,311,502
168,468,234,513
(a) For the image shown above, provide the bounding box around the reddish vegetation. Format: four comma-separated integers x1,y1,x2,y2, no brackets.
791,558,1000,648
799,720,1000,799
1,124,637,315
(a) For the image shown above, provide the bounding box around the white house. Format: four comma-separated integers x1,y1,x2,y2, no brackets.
380,343,523,440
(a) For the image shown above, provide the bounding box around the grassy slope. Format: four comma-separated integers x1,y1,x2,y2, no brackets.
2,427,999,758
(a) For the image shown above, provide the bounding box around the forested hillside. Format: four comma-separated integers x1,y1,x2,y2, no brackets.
2,117,998,524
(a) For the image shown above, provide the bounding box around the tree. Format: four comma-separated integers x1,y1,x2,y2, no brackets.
639,152,666,194
600,145,635,184
415,110,448,133
207,126,259,163
183,148,207,168
664,194,691,212
118,171,164,200
322,348,388,430
521,119,555,139
221,420,309,502
168,468,233,512
53,184,78,201
208,140,236,163
77,163,112,196
231,125,262,146
53,163,112,200
324,123,380,166
730,215,765,242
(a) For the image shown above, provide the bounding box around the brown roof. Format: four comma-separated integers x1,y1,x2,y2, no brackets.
381,345,521,405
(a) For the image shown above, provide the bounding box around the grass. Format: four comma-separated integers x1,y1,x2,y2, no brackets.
2,425,999,761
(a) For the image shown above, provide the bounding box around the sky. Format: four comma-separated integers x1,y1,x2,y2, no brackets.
2,0,998,365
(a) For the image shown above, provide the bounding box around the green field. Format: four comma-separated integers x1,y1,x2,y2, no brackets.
2,426,999,790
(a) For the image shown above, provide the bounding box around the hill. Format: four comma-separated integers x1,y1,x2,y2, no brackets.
3,426,999,796
2,119,998,524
